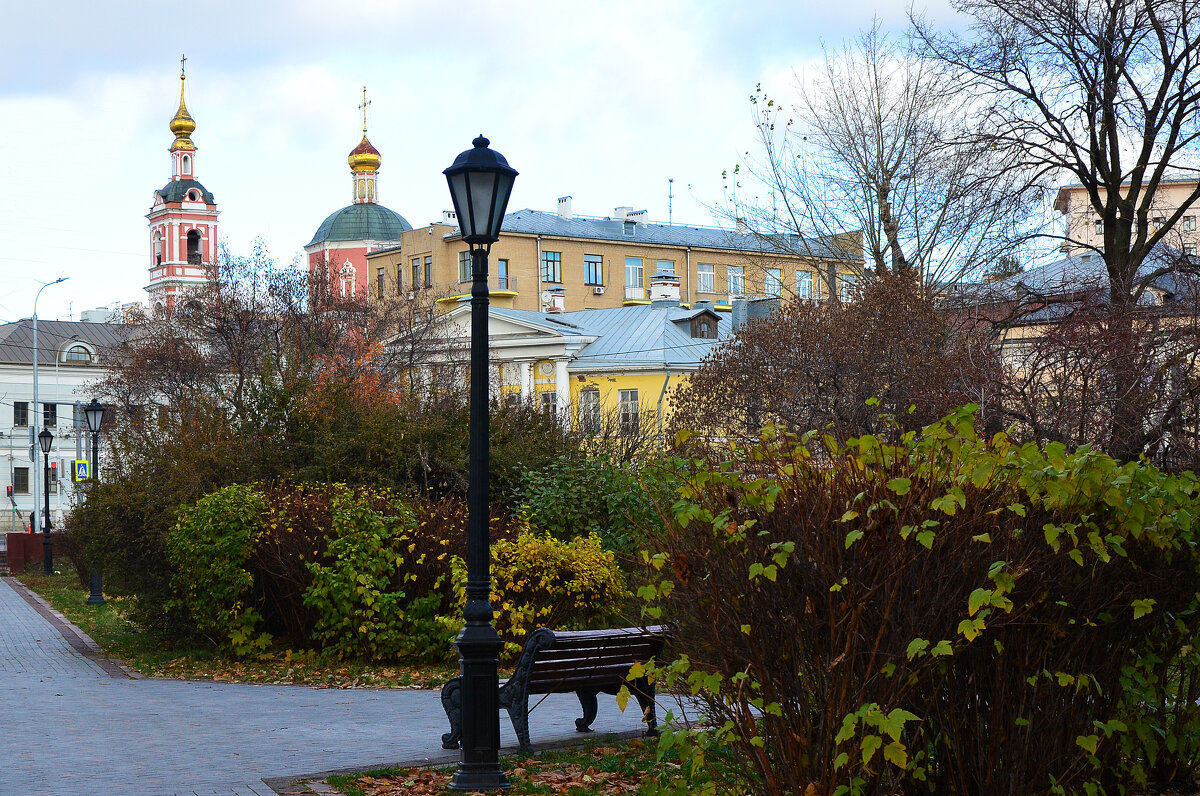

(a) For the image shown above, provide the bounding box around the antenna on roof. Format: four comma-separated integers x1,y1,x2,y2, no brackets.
668,178,674,226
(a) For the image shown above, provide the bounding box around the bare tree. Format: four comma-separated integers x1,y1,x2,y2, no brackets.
729,21,1032,295
916,0,1200,461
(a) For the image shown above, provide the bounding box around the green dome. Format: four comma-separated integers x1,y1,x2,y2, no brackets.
307,203,412,247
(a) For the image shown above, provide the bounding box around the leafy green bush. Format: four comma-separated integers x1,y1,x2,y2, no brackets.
520,455,677,554
640,408,1200,796
302,489,417,660
166,484,271,657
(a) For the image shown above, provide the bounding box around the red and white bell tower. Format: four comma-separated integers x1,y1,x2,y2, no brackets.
146,56,219,314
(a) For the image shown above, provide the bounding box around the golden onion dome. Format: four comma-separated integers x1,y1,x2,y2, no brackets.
169,74,196,151
348,134,381,172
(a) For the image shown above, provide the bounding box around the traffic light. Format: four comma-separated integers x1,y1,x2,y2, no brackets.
50,461,58,483
5,485,10,498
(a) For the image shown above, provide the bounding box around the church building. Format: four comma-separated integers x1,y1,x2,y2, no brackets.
145,60,218,314
304,89,412,300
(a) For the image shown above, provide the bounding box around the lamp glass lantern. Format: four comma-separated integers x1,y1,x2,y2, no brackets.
443,135,518,246
84,399,105,435
38,428,53,454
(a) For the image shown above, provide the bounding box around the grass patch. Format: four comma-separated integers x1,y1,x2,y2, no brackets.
328,737,667,795
13,567,457,689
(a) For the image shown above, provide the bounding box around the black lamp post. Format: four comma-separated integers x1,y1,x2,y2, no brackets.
443,135,517,792
84,399,106,605
38,428,53,575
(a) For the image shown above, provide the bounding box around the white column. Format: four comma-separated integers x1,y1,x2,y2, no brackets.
517,360,532,403
555,358,570,424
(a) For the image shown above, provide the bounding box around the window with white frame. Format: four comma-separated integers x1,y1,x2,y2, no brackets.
625,257,643,288
728,266,745,296
424,256,433,288
797,270,813,299
539,391,558,416
44,403,57,428
541,251,562,283
396,265,403,295
579,388,601,434
497,259,510,290
411,257,421,290
765,268,782,297
584,254,603,285
458,251,471,283
656,259,675,275
340,263,355,297
1185,216,1197,232
65,345,92,363
839,272,857,302
697,263,715,293
376,267,386,299
13,401,28,427
1186,243,1198,255
618,389,640,436
1096,218,1104,235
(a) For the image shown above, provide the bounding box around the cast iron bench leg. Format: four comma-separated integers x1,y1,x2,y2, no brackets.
440,676,462,749
633,678,658,736
575,688,600,732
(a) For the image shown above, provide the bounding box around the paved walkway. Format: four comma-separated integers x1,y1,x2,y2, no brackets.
0,577,652,795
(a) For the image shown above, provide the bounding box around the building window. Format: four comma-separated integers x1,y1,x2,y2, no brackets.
376,267,386,299
840,272,858,302
539,391,558,416
797,270,813,299
766,268,783,297
44,403,57,428
1096,219,1104,235
579,388,601,434
541,251,562,283
1186,243,1198,256
584,254,603,285
411,257,421,290
186,230,201,264
340,263,355,298
497,259,510,290
656,259,675,275
13,467,29,494
182,155,191,175
65,345,92,363
14,401,28,427
458,251,471,283
396,264,403,295
697,263,715,294
625,257,644,288
424,256,433,288
728,266,745,297
619,389,640,436
1185,216,1197,232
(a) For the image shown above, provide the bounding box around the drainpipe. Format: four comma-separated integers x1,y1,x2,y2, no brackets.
657,367,672,439
536,235,543,312
685,247,691,304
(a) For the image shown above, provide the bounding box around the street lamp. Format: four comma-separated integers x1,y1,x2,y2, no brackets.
443,135,517,792
84,399,106,605
31,276,68,565
38,428,53,575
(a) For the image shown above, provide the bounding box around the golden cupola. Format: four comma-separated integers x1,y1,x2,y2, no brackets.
348,134,381,173
169,72,196,152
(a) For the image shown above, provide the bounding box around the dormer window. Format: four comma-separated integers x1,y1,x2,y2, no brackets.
187,189,199,201
690,314,718,339
64,345,93,364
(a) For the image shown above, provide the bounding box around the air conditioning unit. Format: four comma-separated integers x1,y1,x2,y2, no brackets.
592,286,606,295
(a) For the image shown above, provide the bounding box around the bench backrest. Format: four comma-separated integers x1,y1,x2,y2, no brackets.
526,625,668,694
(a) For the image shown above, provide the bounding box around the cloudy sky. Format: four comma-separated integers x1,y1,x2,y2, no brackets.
0,0,954,322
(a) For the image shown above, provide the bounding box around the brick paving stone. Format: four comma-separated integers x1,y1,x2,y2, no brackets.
0,577,655,796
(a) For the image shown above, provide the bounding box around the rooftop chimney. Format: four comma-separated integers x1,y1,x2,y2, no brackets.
613,206,633,221
627,209,649,225
648,266,681,305
557,196,573,220
543,285,566,313
442,210,458,226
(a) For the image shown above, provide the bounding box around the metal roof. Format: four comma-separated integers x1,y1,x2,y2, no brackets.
155,179,215,205
489,303,730,371
474,209,857,259
307,203,413,248
0,319,131,366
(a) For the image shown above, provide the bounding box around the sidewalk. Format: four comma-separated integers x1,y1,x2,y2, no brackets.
0,577,652,796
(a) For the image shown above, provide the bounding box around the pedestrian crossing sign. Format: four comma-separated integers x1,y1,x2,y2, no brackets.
74,460,90,482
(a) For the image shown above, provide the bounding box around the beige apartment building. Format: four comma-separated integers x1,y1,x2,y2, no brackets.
1055,176,1200,256
365,197,860,314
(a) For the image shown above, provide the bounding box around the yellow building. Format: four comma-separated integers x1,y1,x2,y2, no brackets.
366,197,859,313
404,271,779,439
1055,177,1200,256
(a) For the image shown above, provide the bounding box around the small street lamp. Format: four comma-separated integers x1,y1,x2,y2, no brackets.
38,428,53,575
84,399,106,605
443,135,517,792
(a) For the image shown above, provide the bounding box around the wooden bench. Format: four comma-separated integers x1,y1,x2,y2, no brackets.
440,625,668,753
